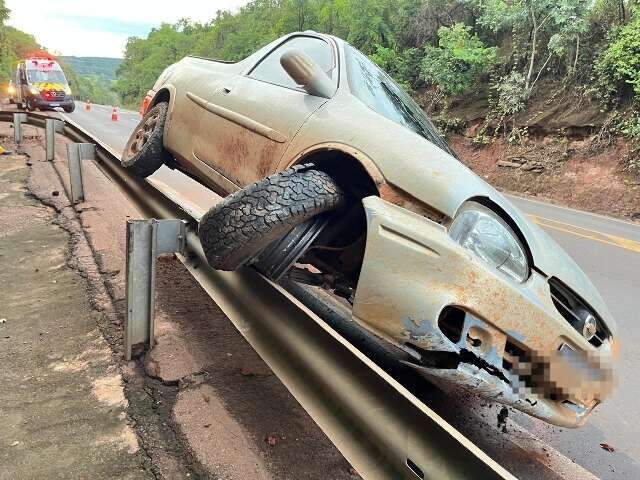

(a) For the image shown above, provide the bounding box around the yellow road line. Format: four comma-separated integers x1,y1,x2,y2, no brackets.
528,214,640,253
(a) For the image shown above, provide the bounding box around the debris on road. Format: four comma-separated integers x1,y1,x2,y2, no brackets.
600,443,616,452
497,407,509,433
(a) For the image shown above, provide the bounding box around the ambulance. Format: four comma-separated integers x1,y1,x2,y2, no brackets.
14,56,75,112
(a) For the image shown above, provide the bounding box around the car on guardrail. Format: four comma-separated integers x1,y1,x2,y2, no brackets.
121,31,617,428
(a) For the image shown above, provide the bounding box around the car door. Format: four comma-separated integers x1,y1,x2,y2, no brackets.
192,35,337,187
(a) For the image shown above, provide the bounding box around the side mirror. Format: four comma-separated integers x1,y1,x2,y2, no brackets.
280,49,334,99
68,80,72,86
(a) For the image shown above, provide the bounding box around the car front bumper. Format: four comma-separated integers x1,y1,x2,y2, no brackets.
352,196,615,427
29,95,74,109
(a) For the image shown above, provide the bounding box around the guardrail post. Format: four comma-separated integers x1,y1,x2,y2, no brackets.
13,113,27,145
65,142,95,203
45,119,65,161
125,219,186,360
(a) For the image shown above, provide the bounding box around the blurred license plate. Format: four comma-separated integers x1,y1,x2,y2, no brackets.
50,103,59,107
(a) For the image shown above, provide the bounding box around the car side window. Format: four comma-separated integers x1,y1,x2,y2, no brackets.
249,36,334,90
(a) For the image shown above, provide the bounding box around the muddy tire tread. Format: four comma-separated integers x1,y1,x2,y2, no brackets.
199,165,345,270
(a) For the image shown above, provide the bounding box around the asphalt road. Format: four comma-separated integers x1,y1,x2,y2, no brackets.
59,101,640,479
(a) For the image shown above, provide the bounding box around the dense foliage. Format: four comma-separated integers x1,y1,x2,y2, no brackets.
111,0,638,110
59,57,122,82
1,0,638,118
593,17,640,99
59,57,121,105
420,24,497,95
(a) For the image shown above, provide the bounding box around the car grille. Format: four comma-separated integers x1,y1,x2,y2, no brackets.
548,278,608,347
42,90,65,101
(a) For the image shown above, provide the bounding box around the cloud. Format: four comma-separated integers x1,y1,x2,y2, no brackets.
6,0,250,57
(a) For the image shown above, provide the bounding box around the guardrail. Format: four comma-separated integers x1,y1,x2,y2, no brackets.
1,110,514,480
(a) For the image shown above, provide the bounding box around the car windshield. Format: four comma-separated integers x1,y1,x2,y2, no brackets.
26,69,67,84
345,45,455,157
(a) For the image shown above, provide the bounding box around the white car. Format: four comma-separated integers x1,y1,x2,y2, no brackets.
122,31,617,427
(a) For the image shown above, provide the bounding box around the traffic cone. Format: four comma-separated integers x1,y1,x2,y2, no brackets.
85,100,91,111
111,107,118,121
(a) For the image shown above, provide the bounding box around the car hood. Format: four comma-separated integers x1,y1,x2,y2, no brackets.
31,82,68,93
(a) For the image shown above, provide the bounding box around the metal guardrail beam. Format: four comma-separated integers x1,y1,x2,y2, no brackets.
0,110,515,480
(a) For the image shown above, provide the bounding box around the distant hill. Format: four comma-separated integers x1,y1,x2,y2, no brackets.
59,56,122,82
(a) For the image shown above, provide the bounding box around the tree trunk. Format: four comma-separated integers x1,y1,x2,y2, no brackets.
297,0,306,30
532,52,553,90
525,3,538,91
573,35,580,70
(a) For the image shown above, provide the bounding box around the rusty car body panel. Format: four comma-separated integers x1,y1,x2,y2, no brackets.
142,31,617,427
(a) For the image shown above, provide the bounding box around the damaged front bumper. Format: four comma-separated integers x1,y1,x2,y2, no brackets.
352,196,615,428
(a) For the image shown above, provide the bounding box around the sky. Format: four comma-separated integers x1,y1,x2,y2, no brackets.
6,0,250,58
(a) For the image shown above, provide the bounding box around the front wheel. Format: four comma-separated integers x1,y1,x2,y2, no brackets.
63,102,75,113
199,164,346,271
121,102,172,178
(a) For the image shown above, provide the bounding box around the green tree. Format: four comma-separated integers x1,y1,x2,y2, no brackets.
594,17,640,97
420,23,497,95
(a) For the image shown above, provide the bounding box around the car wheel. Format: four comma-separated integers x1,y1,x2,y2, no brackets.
199,164,346,271
25,99,33,111
63,102,75,113
121,102,172,178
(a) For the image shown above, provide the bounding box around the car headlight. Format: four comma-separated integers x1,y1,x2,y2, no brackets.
64,86,72,95
449,202,529,282
29,86,40,95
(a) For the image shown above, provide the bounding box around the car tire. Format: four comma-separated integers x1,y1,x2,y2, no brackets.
25,99,33,111
121,102,172,178
63,102,75,113
199,164,346,271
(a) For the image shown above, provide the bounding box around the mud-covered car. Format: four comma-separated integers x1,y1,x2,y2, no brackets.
122,32,617,427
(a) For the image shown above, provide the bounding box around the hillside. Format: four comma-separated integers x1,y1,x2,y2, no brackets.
59,56,122,82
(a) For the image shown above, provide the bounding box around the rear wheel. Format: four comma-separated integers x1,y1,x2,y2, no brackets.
199,164,346,271
121,102,172,177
